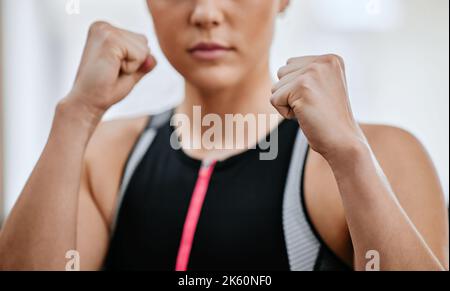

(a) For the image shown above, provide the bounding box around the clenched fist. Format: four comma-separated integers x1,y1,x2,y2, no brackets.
271,54,367,161
65,21,157,117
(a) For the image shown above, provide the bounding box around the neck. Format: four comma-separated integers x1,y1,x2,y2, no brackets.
173,61,283,161
177,62,279,118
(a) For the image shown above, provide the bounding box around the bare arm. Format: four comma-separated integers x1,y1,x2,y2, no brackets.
0,21,156,270
327,129,448,271
272,54,448,271
0,100,100,270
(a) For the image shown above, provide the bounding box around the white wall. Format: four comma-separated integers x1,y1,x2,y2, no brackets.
2,0,449,215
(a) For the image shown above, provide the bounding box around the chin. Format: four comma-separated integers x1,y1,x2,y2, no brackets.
182,65,243,92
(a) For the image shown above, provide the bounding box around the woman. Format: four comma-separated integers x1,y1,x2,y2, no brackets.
0,0,448,271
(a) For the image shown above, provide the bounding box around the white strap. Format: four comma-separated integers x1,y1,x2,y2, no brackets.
282,130,321,271
110,110,173,233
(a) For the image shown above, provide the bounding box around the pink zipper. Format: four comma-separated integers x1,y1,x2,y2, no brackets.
175,160,217,271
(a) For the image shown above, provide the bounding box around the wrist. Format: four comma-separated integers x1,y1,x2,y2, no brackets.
324,138,373,172
57,95,104,126
55,96,104,137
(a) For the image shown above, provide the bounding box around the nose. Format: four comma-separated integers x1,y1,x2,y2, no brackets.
190,0,224,29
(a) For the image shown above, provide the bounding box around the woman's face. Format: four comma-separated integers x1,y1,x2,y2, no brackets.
147,0,288,91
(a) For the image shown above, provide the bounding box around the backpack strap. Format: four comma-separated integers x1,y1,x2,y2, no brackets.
282,129,321,271
110,109,174,233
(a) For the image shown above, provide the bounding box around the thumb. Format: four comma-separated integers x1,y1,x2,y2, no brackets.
138,54,157,75
114,55,157,99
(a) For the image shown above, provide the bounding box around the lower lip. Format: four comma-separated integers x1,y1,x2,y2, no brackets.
189,49,232,61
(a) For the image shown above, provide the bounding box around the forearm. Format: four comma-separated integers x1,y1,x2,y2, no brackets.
0,98,102,270
327,142,445,271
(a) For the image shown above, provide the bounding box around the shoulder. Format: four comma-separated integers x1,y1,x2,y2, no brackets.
84,115,150,226
85,115,149,173
358,123,442,190
360,123,427,158
87,116,149,154
359,122,445,207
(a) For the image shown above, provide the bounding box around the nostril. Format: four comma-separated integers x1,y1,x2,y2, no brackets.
194,18,220,29
190,5,224,28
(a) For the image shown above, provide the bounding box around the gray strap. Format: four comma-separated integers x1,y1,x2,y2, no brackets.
145,109,174,130
282,129,320,271
110,110,173,233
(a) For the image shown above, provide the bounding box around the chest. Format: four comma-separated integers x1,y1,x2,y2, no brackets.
105,136,294,270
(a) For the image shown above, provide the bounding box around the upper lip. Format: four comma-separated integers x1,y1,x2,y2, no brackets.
188,42,233,52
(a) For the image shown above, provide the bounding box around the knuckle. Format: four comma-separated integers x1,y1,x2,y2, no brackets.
89,21,111,36
90,22,119,45
295,75,313,90
306,63,321,75
322,54,344,68
277,66,288,79
137,52,148,63
287,57,298,64
270,85,277,94
337,55,346,69
101,32,118,47
270,94,279,107
137,34,149,44
322,54,335,63
333,54,345,67
137,45,150,59
270,96,276,106
291,99,303,111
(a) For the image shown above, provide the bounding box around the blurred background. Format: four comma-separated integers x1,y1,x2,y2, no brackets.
0,0,449,220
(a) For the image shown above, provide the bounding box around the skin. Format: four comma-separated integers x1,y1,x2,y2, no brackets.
0,0,448,270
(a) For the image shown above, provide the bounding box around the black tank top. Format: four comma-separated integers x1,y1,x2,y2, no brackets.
103,111,350,271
